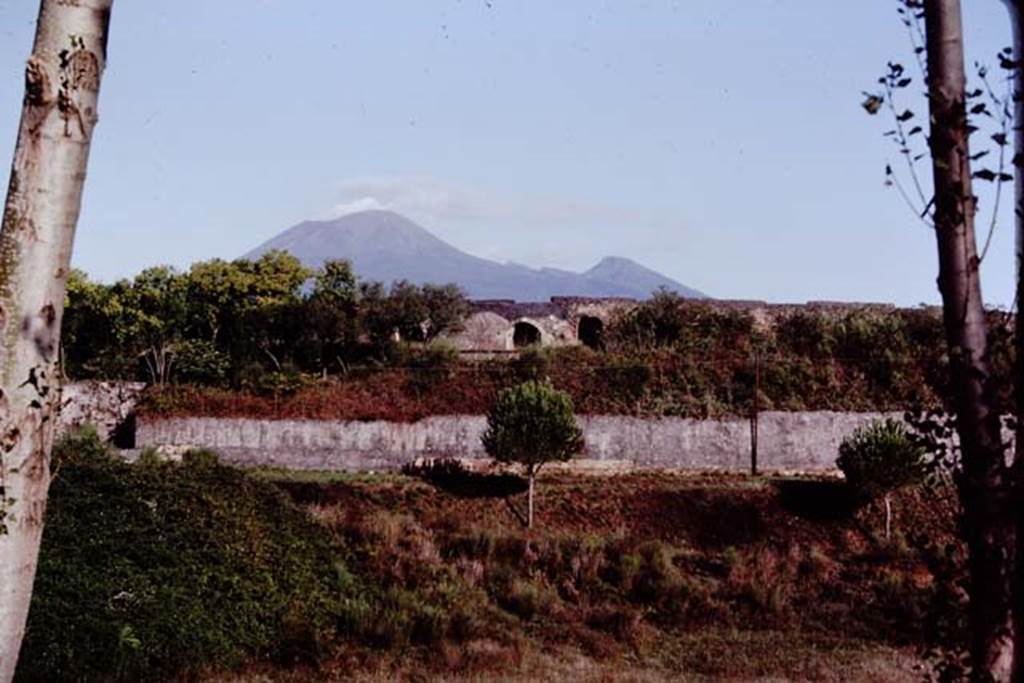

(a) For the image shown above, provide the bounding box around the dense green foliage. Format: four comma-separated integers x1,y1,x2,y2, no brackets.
837,419,926,500
18,429,352,682
482,381,584,474
62,252,470,387
603,291,1013,417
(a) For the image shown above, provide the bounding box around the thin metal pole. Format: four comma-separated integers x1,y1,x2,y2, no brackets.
751,351,760,476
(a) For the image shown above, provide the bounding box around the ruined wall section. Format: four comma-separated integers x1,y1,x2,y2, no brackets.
447,297,917,353
450,300,582,352
58,381,146,442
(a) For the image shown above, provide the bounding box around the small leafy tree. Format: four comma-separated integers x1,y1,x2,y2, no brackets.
482,381,584,528
837,418,925,540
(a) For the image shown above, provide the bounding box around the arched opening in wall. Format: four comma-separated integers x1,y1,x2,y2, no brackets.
513,321,542,348
578,316,604,349
112,412,137,449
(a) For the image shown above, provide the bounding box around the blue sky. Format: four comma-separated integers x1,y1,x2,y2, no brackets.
0,1,1017,305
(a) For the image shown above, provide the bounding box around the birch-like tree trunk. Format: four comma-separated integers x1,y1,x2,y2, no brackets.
0,2,113,680
923,1,1019,679
1000,3,1024,679
1004,3,1024,330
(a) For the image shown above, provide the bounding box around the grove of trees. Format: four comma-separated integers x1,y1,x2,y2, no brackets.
62,251,470,388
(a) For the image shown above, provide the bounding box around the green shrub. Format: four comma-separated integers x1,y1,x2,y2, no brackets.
626,541,683,604
775,311,838,358
406,340,461,392
242,368,316,397
837,419,925,498
509,346,553,382
607,361,653,411
606,292,755,353
19,430,353,682
498,578,558,620
836,418,925,539
135,445,163,467
181,446,220,468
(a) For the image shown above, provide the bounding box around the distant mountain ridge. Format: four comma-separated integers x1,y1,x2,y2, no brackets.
244,210,706,301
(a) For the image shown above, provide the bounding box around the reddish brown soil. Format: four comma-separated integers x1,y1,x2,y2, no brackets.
260,471,961,680
280,471,954,556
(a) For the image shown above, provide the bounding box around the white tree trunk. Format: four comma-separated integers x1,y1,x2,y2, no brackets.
1003,0,1024,322
1000,7,1024,678
0,2,113,680
1003,1,1024,469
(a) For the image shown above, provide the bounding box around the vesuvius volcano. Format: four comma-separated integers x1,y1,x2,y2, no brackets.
244,210,705,301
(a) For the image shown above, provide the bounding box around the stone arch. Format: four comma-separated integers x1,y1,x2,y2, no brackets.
577,316,604,349
512,321,542,348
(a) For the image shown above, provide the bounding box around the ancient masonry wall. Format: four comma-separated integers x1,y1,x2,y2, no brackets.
56,382,915,472
135,411,901,472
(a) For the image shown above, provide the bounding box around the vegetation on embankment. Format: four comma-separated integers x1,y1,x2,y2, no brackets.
68,252,1015,422
21,431,965,681
134,294,1015,422
251,463,965,680
17,430,351,682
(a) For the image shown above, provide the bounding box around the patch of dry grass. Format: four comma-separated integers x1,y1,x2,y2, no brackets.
211,470,955,681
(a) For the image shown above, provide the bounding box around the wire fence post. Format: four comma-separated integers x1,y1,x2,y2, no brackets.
750,350,760,477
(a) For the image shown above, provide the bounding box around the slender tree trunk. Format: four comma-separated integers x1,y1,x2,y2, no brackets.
750,351,760,477
1003,0,1024,463
154,347,165,385
884,494,893,542
1006,2,1024,323
0,2,113,680
527,471,535,529
923,2,1018,679
143,352,158,385
262,345,282,372
1004,5,1024,679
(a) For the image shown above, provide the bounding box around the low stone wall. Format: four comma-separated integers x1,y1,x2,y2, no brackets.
136,411,901,472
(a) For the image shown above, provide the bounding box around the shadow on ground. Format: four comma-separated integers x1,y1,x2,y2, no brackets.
403,458,528,499
773,478,864,521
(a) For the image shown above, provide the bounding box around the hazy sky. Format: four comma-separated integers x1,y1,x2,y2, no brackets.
0,1,1018,305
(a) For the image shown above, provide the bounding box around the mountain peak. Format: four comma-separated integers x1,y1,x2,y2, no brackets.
244,211,706,301
584,255,706,299
325,209,427,231
591,255,640,269
246,210,448,261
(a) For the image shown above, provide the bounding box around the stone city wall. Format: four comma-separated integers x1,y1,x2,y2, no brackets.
136,411,902,472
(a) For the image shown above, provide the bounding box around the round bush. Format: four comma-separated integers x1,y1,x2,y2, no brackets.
836,418,925,500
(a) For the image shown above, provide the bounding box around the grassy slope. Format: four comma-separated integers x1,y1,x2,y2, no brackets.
234,469,958,681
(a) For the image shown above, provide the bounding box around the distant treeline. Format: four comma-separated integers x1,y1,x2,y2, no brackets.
66,252,1015,418
63,251,470,388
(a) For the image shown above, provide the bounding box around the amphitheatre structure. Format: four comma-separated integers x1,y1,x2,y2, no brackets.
447,296,901,354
